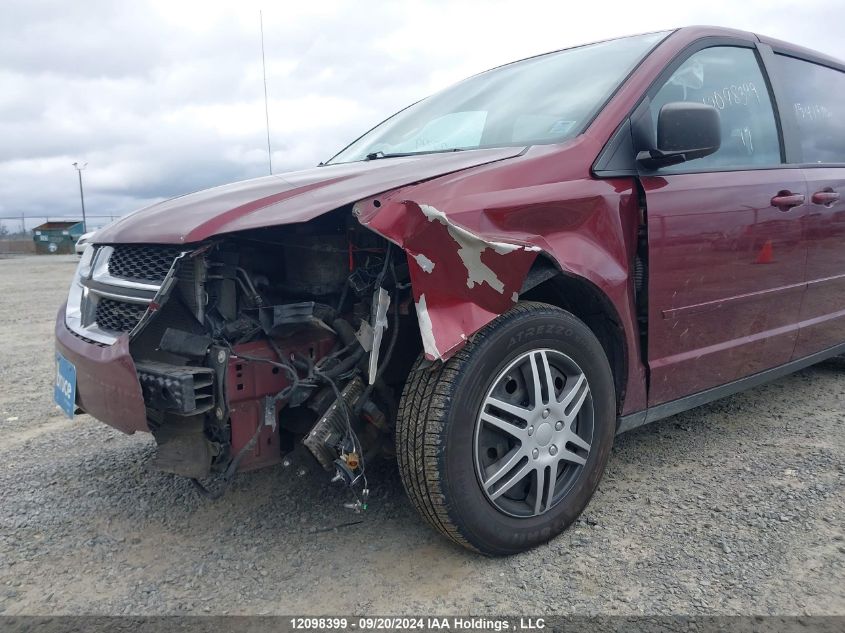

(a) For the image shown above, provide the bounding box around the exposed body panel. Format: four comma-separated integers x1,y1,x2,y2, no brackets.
227,333,334,471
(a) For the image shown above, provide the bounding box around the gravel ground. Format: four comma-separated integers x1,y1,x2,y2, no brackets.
0,254,843,616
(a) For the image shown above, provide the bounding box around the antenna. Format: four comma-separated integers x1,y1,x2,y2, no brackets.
260,10,272,175
72,161,88,233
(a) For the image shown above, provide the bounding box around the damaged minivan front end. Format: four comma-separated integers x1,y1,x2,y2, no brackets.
56,146,543,507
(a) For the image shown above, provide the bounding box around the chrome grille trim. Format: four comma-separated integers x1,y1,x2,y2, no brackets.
65,245,189,345
88,287,154,305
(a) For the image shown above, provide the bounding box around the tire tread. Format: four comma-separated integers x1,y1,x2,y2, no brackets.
396,302,585,553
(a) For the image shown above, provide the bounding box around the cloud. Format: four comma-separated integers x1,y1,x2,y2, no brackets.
1,0,842,230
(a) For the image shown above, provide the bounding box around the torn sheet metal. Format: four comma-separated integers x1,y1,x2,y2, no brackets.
415,294,439,359
349,145,649,417
355,198,539,362
368,287,390,384
355,320,374,352
419,204,519,293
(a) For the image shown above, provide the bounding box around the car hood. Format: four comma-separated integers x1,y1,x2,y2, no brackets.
94,147,525,244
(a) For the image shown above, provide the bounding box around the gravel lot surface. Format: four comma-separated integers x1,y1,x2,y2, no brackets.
0,254,843,616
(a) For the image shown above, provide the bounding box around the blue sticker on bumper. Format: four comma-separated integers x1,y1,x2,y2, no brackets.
54,352,77,419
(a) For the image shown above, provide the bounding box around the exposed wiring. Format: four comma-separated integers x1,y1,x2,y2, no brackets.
193,337,307,500
335,278,350,312
314,367,369,506
374,243,392,289
195,242,394,507
191,406,267,500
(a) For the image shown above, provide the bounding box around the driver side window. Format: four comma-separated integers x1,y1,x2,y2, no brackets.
651,46,781,170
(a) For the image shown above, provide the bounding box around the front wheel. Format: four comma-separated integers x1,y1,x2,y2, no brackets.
396,302,616,555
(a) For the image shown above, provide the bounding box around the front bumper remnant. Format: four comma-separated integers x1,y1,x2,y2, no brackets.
54,303,149,434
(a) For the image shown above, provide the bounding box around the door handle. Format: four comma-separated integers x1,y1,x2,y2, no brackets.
771,191,805,211
811,190,840,206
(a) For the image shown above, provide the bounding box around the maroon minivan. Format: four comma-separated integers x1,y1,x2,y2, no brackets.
55,26,845,554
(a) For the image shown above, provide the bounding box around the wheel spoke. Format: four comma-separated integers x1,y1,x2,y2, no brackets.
560,372,589,421
556,445,587,466
480,412,525,440
484,396,532,422
565,429,591,453
483,447,526,492
488,459,530,500
529,351,557,408
540,351,557,406
533,465,555,515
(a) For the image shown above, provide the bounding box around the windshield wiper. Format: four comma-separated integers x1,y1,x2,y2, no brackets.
365,151,410,160
365,148,467,161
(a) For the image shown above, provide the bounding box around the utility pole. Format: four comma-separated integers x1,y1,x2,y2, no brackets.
72,162,88,232
260,10,272,175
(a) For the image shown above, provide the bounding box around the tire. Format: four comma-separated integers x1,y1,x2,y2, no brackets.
396,301,616,555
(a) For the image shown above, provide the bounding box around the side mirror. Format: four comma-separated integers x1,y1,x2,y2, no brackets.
636,102,721,169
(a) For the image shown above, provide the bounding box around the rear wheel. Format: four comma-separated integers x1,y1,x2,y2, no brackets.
396,302,616,555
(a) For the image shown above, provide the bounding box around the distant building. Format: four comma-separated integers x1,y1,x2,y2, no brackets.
32,221,84,254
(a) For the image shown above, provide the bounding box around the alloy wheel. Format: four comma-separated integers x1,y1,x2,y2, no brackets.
473,349,594,518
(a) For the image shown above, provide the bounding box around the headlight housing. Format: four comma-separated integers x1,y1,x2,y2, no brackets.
65,245,95,330
77,244,94,276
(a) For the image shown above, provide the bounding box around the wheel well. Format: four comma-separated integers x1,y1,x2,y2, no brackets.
520,264,628,414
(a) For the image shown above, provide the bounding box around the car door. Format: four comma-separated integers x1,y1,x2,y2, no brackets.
769,52,845,358
640,43,809,406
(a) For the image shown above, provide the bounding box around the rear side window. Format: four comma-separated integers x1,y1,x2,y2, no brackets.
773,54,845,164
650,46,781,170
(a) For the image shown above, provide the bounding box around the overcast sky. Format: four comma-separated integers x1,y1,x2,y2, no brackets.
2,0,843,229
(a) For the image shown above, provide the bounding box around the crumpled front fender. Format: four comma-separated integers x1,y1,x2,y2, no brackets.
354,194,540,361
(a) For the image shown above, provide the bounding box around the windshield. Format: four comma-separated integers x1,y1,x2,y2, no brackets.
327,31,669,164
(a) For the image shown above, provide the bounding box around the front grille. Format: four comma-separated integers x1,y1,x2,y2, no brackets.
95,298,148,333
107,245,181,283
